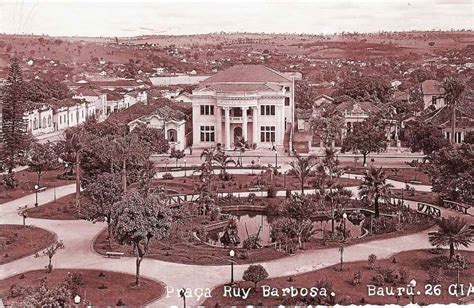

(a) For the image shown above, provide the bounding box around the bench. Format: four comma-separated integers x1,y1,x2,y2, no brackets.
105,252,124,259
36,187,47,192
443,200,470,214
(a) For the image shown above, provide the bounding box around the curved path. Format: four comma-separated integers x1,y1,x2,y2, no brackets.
1,173,472,307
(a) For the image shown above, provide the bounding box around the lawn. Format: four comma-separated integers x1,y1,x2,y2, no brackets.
0,269,165,307
0,169,70,204
345,167,431,186
24,194,77,220
0,224,56,265
203,249,474,306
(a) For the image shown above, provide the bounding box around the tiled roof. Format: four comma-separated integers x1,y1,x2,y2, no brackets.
201,83,282,93
423,105,473,127
93,79,139,87
422,80,444,95
201,65,291,85
335,101,380,115
75,86,100,97
48,98,85,111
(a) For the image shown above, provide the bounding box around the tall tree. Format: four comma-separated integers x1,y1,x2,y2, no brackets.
112,191,171,286
428,217,474,261
27,141,58,187
426,144,473,204
341,118,388,167
406,120,449,158
82,172,124,247
1,59,30,173
358,166,393,218
442,78,465,144
289,153,318,194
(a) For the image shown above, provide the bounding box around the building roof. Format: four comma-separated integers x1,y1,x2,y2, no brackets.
93,79,140,88
75,86,101,97
422,80,444,95
202,83,282,93
335,101,380,115
48,98,85,111
200,65,292,85
423,105,473,128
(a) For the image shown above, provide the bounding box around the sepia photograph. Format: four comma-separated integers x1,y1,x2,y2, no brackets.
0,0,473,306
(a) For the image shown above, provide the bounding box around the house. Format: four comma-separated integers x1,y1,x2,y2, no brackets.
423,106,473,143
24,105,55,136
313,94,335,108
50,98,96,131
73,86,107,121
191,64,301,151
334,101,381,138
173,92,192,103
128,105,188,151
422,80,445,110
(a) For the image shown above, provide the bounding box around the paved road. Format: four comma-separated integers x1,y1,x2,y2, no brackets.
1,171,472,307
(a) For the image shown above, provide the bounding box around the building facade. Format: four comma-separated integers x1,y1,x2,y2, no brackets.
191,65,300,151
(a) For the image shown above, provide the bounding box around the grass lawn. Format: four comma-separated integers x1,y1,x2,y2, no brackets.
0,169,70,204
203,249,473,306
346,167,431,186
24,194,77,220
391,189,441,206
0,224,56,265
0,269,164,307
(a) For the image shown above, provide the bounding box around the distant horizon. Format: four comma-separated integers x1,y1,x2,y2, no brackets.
0,0,472,38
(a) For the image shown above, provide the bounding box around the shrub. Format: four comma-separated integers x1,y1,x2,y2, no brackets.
372,274,384,286
352,270,362,286
9,284,26,298
267,186,276,198
247,193,256,204
116,298,125,306
209,207,221,221
368,254,377,269
162,172,174,180
378,267,397,283
242,264,269,290
2,173,18,190
398,267,410,284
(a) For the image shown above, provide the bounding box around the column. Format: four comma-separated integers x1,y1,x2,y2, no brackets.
241,107,248,143
224,107,231,150
253,107,259,147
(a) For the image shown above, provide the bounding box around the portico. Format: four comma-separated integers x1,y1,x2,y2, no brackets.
220,105,258,150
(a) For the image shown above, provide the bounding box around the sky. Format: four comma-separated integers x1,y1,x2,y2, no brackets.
0,0,472,37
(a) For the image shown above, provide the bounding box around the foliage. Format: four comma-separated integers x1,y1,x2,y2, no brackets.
0,59,31,172
428,217,474,261
2,172,18,190
288,153,318,194
464,131,474,144
27,141,58,186
112,191,171,285
311,108,345,147
427,267,442,284
363,216,398,234
372,273,385,286
81,172,124,246
352,270,362,286
442,77,465,144
295,79,319,110
132,124,170,154
405,120,449,157
425,144,473,204
36,240,65,273
242,264,269,289
368,254,377,269
341,117,388,166
26,78,71,102
266,185,276,198
358,166,393,218
335,74,393,104
21,277,71,307
162,172,174,180
169,148,186,167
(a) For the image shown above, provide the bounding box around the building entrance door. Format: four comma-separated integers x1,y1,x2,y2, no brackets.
234,126,242,145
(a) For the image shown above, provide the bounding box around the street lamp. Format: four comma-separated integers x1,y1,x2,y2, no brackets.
64,163,69,184
409,279,417,304
74,294,81,307
179,288,186,308
272,148,278,169
342,213,348,241
229,249,235,285
34,184,39,207
184,159,187,177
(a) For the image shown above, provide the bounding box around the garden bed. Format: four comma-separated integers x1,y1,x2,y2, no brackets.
0,224,56,265
24,194,78,220
203,249,474,306
345,167,431,186
391,189,441,206
0,269,165,306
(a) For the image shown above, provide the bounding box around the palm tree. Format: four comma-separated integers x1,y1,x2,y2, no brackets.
358,166,393,218
442,77,465,144
289,153,318,194
428,217,474,261
61,128,83,206
214,150,235,179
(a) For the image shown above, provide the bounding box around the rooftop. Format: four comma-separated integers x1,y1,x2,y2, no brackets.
422,80,445,95
200,65,292,85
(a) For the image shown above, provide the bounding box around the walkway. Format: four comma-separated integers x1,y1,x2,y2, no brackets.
0,172,472,307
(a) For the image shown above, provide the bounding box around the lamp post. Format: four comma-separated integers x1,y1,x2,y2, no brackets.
229,249,235,285
179,288,186,308
184,159,187,177
409,279,417,304
74,294,81,307
65,163,69,185
34,184,39,207
342,212,348,241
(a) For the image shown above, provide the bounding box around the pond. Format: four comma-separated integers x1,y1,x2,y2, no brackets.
207,211,366,248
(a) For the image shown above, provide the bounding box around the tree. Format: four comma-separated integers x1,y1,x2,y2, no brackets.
112,191,171,286
242,264,269,290
288,153,318,194
1,59,30,173
426,144,473,204
358,166,393,218
336,74,393,104
295,79,318,110
56,128,83,206
27,142,58,187
131,124,170,154
341,118,388,167
428,217,474,261
442,77,465,144
214,150,235,179
82,172,124,247
36,240,65,273
464,131,474,144
311,108,344,148
169,149,185,167
406,120,449,158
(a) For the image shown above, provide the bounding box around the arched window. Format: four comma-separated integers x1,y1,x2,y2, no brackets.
33,118,37,130
167,129,177,142
43,117,47,128
48,115,52,127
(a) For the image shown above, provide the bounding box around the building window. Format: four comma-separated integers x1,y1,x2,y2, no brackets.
285,97,290,106
260,105,275,116
168,129,177,142
200,105,214,115
284,86,290,92
455,132,462,143
260,126,275,142
48,115,52,127
200,125,215,142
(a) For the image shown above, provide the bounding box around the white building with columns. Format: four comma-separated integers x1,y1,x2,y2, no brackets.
191,65,300,151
